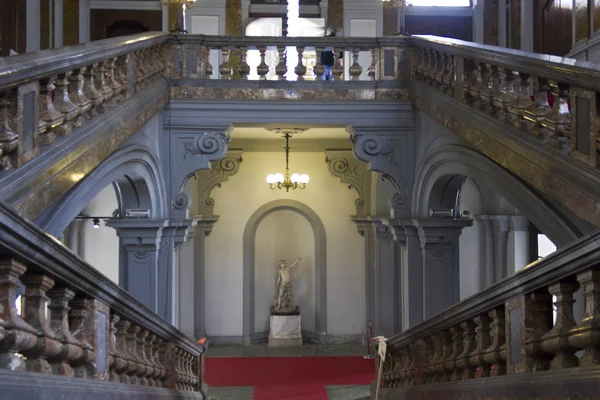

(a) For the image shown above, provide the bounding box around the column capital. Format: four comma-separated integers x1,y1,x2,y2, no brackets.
196,215,220,237
382,218,410,244
413,218,473,249
510,215,530,232
106,219,168,249
163,219,200,247
489,215,511,232
369,217,393,242
350,216,373,237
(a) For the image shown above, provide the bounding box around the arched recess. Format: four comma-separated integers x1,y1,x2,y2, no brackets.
243,199,327,344
412,144,586,247
36,144,168,237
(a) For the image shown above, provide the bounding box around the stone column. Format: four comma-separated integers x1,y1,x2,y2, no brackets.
498,0,507,48
477,215,496,288
54,0,63,48
78,0,90,44
26,0,41,52
520,0,533,52
371,219,399,337
509,215,530,274
491,215,510,281
241,0,251,32
402,224,424,329
320,0,329,28
352,218,375,335
192,216,218,339
473,0,485,44
106,220,168,316
162,3,169,32
417,219,472,320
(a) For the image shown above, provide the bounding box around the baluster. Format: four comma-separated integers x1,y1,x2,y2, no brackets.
482,307,506,376
478,63,494,114
407,343,417,385
53,72,78,136
368,48,377,81
396,347,407,386
0,260,40,370
162,341,175,389
497,68,517,123
149,334,162,386
425,336,438,384
114,319,132,383
524,291,553,372
20,274,62,374
490,65,502,118
186,352,195,390
440,53,453,94
541,281,580,369
256,46,269,80
94,62,114,106
136,329,150,386
134,51,146,90
456,321,476,380
433,51,445,88
238,46,250,80
68,68,92,128
508,72,532,129
569,268,600,367
144,48,156,78
466,60,481,107
436,330,452,382
331,47,344,81
529,77,552,137
69,297,96,378
314,47,325,80
469,314,491,378
545,82,571,151
444,325,463,381
104,58,123,104
275,46,286,80
295,46,307,81
47,287,84,376
108,314,121,382
219,47,232,80
82,64,104,116
173,348,181,390
0,91,19,171
203,46,213,78
114,56,130,100
142,48,152,81
349,48,363,81
154,337,167,387
126,325,142,384
38,77,63,146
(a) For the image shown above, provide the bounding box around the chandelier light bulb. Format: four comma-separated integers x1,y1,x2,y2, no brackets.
300,174,309,184
275,173,285,183
291,173,301,183
266,174,275,184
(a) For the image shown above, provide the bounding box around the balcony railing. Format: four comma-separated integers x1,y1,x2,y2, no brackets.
378,227,600,397
0,200,203,395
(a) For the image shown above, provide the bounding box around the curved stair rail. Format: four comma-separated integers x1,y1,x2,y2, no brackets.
0,200,204,399
377,228,600,399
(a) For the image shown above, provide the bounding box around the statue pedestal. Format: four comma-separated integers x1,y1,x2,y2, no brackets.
268,309,302,348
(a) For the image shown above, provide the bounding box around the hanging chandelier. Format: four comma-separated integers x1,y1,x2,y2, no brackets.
266,128,309,192
159,0,197,33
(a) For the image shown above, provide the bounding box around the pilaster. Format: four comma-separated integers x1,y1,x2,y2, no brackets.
193,215,219,339
320,0,329,27
351,216,375,332
78,0,90,44
241,0,251,31
509,215,530,274
162,4,169,32
54,0,64,48
498,0,507,48
415,218,472,319
477,215,496,288
520,0,533,52
26,0,41,52
473,0,485,44
491,215,510,281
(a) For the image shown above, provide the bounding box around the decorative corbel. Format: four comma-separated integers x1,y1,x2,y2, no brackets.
201,150,244,215
325,150,368,216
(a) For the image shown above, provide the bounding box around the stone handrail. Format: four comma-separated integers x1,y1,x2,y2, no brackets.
0,32,170,174
411,34,600,170
380,224,600,390
0,200,202,391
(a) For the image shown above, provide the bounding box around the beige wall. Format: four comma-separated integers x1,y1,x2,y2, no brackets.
204,151,365,338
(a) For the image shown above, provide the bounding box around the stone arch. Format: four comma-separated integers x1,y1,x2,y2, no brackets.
412,144,587,247
36,144,168,237
243,199,327,344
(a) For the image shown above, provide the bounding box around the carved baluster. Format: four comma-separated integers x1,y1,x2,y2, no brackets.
38,77,63,146
142,48,152,81
69,298,96,378
524,291,553,372
456,321,476,380
498,68,517,123
47,287,84,376
469,314,491,378
440,53,452,94
395,347,406,386
425,335,438,384
68,68,92,128
331,47,344,81
153,337,166,387
349,48,363,81
275,46,287,80
136,329,150,386
528,77,552,137
368,48,377,81
437,330,452,382
82,64,104,116
134,51,146,89
108,314,122,382
444,325,463,381
126,325,142,384
144,48,156,78
569,268,600,367
0,260,39,369
489,65,502,117
104,58,123,103
466,60,481,107
147,334,161,386
53,73,78,136
507,71,532,129
295,46,307,81
203,46,213,78
95,61,114,104
186,352,195,390
545,81,571,151
314,47,325,80
482,307,506,376
478,63,494,113
238,46,250,80
541,281,580,369
0,91,19,171
219,47,232,80
256,46,269,80
20,274,62,373
115,317,134,383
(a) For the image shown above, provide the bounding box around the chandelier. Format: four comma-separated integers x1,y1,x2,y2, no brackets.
266,128,309,192
159,0,197,33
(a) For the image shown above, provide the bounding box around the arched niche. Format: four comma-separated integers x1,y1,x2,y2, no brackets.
254,210,315,335
243,199,326,344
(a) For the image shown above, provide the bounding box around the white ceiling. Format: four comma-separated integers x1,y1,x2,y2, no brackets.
230,125,350,140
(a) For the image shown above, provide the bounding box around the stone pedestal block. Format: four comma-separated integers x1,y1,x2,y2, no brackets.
268,315,302,348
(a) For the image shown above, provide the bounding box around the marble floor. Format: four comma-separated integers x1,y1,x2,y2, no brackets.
205,343,373,400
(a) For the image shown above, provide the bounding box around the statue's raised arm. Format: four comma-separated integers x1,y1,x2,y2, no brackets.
288,257,302,269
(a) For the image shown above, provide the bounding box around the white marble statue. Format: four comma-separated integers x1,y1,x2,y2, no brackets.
273,257,302,312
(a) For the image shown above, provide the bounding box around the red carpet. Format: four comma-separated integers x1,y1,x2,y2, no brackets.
205,356,374,399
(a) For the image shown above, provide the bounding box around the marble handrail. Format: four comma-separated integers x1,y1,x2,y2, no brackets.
381,226,600,389
0,200,202,390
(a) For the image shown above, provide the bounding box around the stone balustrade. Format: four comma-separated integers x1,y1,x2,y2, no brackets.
0,201,203,396
0,32,169,173
411,35,600,170
377,228,600,398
